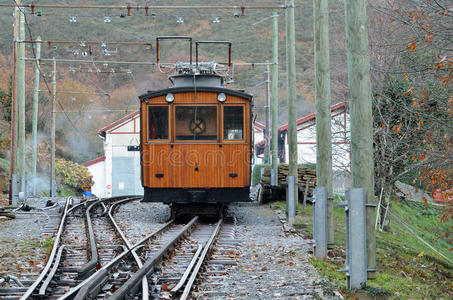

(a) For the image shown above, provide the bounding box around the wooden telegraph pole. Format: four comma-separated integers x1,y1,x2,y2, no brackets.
31,36,41,191
51,58,56,198
286,0,298,208
314,0,334,245
271,13,279,185
9,4,20,204
344,0,376,278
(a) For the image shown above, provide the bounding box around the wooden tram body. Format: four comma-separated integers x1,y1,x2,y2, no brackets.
139,38,253,212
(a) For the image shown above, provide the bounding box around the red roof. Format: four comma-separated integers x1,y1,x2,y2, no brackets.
279,101,347,131
254,121,266,130
83,156,106,167
98,110,139,133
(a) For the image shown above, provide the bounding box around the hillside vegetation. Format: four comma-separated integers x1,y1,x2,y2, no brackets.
0,0,353,163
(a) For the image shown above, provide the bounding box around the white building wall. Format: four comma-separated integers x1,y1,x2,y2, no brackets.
253,128,265,165
282,111,351,193
104,134,113,198
87,161,106,198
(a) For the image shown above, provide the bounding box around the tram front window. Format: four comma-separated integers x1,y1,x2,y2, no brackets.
224,106,244,140
148,106,169,140
175,106,217,141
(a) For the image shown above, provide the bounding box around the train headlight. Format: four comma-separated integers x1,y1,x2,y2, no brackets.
217,93,226,102
165,93,174,103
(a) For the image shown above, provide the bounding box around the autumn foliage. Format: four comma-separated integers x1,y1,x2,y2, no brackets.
370,0,452,241
37,142,93,192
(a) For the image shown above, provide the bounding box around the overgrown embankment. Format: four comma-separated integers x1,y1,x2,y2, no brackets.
273,199,453,299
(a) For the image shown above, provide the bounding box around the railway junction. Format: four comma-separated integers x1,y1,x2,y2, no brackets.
0,196,337,299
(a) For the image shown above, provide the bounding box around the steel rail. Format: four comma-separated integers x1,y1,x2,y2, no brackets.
76,200,100,279
20,196,142,299
180,218,224,300
57,218,175,300
170,245,203,293
19,197,72,300
37,245,66,295
74,197,147,300
110,217,199,300
77,196,142,279
108,198,149,300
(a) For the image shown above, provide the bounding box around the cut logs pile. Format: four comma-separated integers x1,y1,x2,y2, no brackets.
260,164,317,198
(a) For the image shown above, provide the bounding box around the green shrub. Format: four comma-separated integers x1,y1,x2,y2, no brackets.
55,158,93,191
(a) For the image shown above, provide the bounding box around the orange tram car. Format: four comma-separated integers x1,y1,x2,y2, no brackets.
139,38,253,216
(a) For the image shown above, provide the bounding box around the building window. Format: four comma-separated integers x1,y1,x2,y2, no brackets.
224,106,244,140
175,106,217,141
148,106,169,140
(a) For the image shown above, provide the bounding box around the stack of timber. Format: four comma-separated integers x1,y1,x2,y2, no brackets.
259,164,316,203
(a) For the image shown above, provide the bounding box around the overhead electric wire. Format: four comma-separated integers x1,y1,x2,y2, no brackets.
12,0,85,138
0,3,289,10
21,57,277,67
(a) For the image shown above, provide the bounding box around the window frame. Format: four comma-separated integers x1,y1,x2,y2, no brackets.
222,104,246,142
173,104,219,143
146,104,171,143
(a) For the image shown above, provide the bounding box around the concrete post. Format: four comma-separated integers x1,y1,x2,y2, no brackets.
344,0,376,278
345,188,367,289
264,64,271,164
271,13,279,186
313,186,328,259
314,0,334,246
11,174,19,206
31,36,41,194
286,175,296,224
17,7,26,194
286,0,298,205
51,58,56,197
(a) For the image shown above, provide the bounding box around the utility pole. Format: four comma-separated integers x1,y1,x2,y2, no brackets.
9,4,20,204
344,0,376,278
314,0,334,246
271,12,279,186
51,58,56,198
17,4,26,195
264,63,271,164
31,36,41,194
286,0,298,210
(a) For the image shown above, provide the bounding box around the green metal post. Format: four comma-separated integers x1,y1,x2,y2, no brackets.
314,0,334,246
344,0,376,279
271,13,279,185
31,36,41,193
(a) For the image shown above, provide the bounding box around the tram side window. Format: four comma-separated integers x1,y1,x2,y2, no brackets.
148,106,169,140
224,106,244,140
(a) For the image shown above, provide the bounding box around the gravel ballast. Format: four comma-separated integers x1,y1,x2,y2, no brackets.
201,203,336,299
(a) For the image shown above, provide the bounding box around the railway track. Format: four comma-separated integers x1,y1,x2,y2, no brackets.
2,197,239,299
